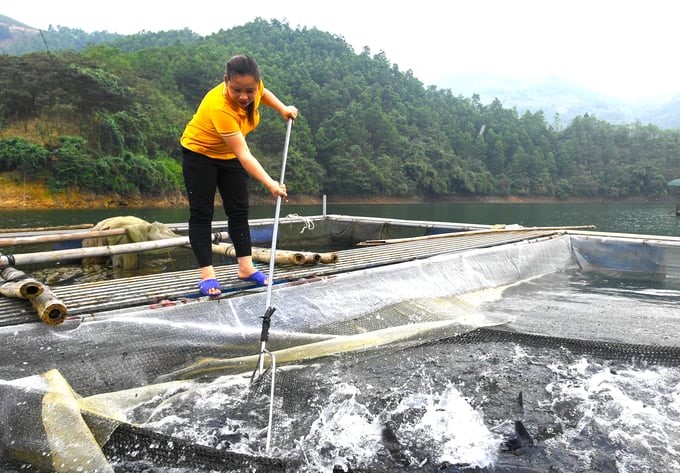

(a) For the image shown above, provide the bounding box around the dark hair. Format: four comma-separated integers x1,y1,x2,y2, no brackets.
226,55,260,124
226,54,260,81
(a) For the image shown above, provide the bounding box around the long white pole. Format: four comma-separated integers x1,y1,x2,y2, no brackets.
257,118,293,375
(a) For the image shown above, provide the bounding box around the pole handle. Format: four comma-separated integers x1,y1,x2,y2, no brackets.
278,118,293,185
260,306,276,342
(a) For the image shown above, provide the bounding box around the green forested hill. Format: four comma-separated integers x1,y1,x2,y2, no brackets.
1,18,680,202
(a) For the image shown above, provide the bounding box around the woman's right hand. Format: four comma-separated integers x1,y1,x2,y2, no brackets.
268,180,287,199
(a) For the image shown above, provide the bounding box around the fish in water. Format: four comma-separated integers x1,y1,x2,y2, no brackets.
501,420,534,453
381,421,411,466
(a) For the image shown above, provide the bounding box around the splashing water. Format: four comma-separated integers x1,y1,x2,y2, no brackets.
293,381,499,472
546,360,680,473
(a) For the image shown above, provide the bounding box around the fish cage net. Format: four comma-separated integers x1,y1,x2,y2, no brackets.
2,234,680,472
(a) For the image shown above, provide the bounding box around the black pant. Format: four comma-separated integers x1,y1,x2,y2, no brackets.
182,148,251,268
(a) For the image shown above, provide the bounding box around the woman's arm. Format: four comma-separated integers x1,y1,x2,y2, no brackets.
221,132,287,198
262,88,298,121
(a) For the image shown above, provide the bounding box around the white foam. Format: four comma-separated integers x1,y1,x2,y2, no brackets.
547,360,680,472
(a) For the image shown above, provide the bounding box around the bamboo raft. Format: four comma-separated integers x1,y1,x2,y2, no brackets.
0,218,570,327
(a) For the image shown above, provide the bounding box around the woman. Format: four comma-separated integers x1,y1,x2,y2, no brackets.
180,54,298,296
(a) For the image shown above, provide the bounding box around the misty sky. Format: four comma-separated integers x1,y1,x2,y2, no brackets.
3,0,679,101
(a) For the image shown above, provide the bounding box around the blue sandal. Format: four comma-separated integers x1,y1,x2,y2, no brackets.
198,278,222,296
239,270,268,286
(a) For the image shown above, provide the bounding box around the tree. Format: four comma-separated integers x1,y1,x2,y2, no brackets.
4,19,680,202
0,137,48,173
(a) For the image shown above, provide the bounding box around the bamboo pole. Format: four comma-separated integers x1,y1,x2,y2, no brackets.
30,287,68,325
319,252,339,264
1,266,30,281
0,266,66,325
0,228,127,247
0,232,230,269
0,223,93,233
0,278,44,299
303,252,321,264
212,243,338,265
357,225,596,246
212,243,307,265
0,266,44,298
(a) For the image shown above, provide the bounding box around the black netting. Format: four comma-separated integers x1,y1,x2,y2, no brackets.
103,423,292,472
449,327,680,366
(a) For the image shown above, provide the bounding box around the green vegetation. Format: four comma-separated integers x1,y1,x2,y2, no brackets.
1,18,679,201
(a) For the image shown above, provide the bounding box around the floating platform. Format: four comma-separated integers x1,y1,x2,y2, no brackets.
0,214,563,326
2,214,678,328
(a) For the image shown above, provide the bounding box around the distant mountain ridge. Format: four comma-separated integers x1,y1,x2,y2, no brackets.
0,14,40,45
0,14,33,31
439,72,680,130
2,13,679,130
0,14,124,54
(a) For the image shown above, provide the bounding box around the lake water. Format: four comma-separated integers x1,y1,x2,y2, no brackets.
2,200,680,237
3,200,680,288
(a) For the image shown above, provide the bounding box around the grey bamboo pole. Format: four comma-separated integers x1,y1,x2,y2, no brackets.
0,228,128,246
357,225,596,246
0,232,230,269
0,223,93,233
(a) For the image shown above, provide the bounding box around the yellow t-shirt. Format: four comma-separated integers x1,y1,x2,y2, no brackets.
180,80,264,159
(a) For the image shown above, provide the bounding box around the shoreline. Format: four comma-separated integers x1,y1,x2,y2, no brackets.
2,194,678,211
1,176,678,210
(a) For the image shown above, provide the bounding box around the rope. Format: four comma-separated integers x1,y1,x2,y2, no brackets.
286,214,315,234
